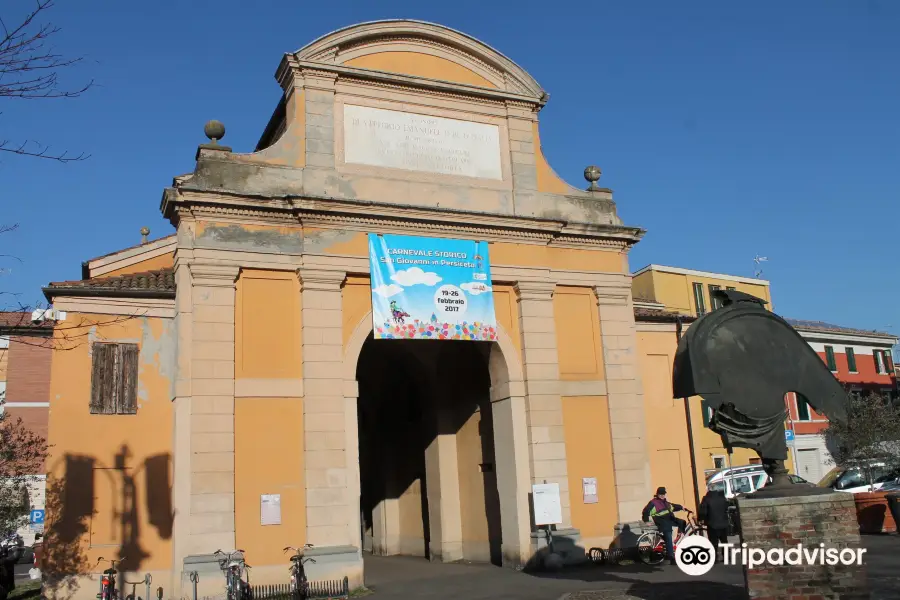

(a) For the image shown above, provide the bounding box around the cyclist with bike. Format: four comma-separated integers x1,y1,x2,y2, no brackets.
641,486,687,565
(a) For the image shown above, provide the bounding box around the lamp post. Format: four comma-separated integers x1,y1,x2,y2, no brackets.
675,315,702,513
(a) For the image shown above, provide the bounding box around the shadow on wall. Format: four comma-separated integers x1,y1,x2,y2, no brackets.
43,447,174,600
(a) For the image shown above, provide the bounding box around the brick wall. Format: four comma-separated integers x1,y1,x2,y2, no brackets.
5,335,51,469
737,493,869,600
6,335,52,403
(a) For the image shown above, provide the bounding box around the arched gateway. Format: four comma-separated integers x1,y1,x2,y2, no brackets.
41,19,652,600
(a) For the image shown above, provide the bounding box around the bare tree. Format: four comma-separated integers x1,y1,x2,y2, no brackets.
0,413,47,536
824,390,900,491
0,0,92,162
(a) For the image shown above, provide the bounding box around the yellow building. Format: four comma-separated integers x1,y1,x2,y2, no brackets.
38,22,788,600
632,265,792,500
632,264,772,318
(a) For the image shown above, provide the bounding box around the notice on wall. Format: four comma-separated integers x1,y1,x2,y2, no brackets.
368,233,497,341
582,477,598,504
343,104,502,180
532,483,562,526
260,494,281,526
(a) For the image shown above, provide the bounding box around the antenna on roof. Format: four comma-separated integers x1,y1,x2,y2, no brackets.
753,254,768,278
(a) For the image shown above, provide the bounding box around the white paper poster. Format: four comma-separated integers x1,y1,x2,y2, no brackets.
583,477,598,504
260,494,281,526
532,483,562,526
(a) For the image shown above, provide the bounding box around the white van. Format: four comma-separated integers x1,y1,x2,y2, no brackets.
706,465,809,499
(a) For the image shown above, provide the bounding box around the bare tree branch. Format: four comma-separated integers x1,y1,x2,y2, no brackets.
0,0,92,162
0,139,88,162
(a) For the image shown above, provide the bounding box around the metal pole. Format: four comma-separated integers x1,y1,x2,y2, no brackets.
676,316,703,513
787,395,799,475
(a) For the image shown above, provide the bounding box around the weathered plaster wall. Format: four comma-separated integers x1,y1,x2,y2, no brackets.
44,314,175,590
233,270,305,567
554,286,617,545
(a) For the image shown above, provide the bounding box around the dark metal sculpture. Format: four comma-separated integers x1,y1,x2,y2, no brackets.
672,289,848,496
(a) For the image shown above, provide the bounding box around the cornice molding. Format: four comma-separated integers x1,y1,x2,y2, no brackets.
189,264,240,286
336,34,506,86
165,192,638,252
297,268,347,291
514,281,556,302
291,20,545,101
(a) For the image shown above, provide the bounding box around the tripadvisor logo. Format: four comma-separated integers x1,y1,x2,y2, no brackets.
721,543,867,568
674,537,868,576
675,536,716,576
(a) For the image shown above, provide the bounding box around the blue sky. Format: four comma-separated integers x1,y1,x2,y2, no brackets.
2,1,898,349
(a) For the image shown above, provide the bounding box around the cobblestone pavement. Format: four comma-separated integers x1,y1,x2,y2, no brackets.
362,534,900,600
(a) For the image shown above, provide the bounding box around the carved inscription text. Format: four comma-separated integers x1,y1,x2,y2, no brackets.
343,105,502,180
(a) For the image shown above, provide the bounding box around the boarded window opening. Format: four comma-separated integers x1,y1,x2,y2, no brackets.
90,343,139,415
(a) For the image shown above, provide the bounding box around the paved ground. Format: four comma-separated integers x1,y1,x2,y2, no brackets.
362,534,900,600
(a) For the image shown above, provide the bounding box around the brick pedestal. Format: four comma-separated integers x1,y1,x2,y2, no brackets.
737,492,869,600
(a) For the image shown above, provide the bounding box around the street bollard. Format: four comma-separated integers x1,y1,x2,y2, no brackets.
189,571,199,600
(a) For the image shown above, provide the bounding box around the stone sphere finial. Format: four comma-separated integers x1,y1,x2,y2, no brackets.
204,120,226,144
584,165,602,191
140,227,150,244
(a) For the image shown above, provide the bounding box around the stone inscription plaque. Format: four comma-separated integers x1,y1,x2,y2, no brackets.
343,104,502,180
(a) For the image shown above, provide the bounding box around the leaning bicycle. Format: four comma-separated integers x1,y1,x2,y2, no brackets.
637,509,701,565
215,549,250,600
96,556,126,600
284,544,315,599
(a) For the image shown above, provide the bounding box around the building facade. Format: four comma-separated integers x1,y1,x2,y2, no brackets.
783,319,898,485
0,312,54,545
631,265,790,478
41,21,671,599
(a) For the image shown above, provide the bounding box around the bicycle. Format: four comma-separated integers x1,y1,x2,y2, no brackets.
214,549,250,600
96,557,126,600
636,509,702,565
283,544,315,599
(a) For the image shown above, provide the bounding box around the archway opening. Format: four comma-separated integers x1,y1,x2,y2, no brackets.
355,336,502,565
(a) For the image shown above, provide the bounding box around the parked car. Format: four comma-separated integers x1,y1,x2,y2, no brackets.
707,465,769,499
818,463,900,494
707,465,811,499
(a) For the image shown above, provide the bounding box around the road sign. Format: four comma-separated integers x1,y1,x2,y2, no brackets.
29,510,44,525
785,430,795,444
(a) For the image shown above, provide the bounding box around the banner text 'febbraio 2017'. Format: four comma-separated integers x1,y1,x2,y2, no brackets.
368,233,498,341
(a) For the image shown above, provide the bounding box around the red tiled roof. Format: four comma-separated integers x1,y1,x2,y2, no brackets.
44,268,176,300
785,318,895,339
634,306,696,323
0,311,55,333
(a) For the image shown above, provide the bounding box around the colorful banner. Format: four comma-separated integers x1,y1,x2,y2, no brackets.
368,233,497,341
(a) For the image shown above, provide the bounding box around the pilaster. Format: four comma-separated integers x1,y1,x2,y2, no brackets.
301,69,338,170
171,263,239,574
594,282,652,522
298,268,353,547
514,281,572,528
489,374,533,567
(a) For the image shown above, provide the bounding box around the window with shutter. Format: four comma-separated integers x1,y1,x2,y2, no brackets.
874,351,884,374
797,396,811,421
118,344,139,414
709,285,722,310
89,342,140,415
824,346,837,371
692,282,706,316
846,348,857,372
701,400,713,427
